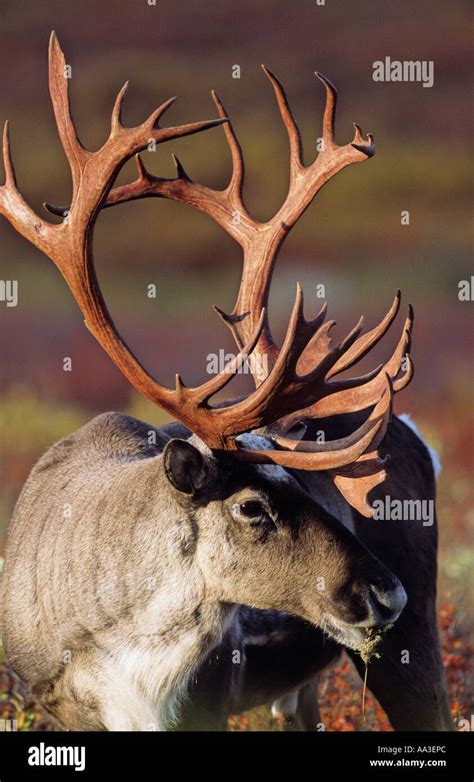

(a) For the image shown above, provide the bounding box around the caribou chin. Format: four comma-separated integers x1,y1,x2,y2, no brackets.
321,616,369,651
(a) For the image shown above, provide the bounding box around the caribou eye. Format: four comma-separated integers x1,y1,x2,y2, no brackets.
239,500,266,518
232,499,277,533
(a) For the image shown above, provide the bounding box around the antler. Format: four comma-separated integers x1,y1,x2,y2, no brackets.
2,40,413,516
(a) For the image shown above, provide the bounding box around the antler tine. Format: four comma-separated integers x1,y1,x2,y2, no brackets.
48,31,89,193
144,96,178,130
2,121,16,186
247,283,332,405
111,81,131,132
328,375,394,518
314,72,337,149
394,351,413,391
194,308,266,406
352,122,375,157
275,283,321,366
273,308,365,404
0,121,54,253
326,291,401,379
171,153,190,181
305,316,365,383
262,65,304,175
153,116,229,143
211,90,245,207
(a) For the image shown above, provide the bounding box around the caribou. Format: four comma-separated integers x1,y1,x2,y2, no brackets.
0,34,452,731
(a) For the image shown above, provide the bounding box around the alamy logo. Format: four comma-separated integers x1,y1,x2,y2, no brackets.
206,350,269,381
372,495,434,526
372,57,434,88
28,743,86,772
0,279,18,307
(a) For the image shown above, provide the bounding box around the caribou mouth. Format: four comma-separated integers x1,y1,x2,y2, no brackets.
320,615,368,650
320,613,395,653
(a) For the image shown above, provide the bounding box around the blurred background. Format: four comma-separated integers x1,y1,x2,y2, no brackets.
0,0,472,730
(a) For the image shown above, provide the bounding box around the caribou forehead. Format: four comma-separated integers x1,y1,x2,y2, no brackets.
188,432,295,486
235,434,296,485
188,432,298,486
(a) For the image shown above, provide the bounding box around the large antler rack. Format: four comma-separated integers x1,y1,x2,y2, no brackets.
1,36,414,516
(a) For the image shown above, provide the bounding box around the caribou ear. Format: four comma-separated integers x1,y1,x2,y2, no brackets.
163,439,208,494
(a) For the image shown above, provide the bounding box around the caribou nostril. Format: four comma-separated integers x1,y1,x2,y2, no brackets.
368,582,407,625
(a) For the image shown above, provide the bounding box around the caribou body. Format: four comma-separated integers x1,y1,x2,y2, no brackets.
0,35,453,731
1,411,451,731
